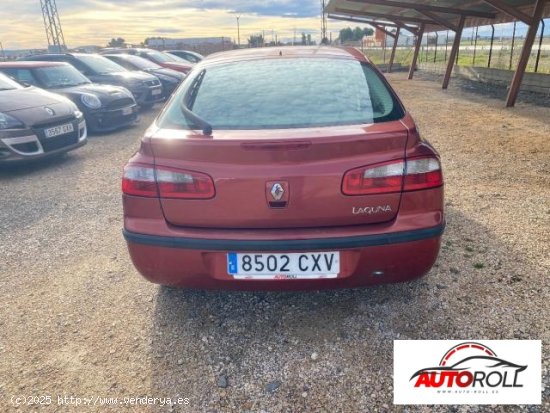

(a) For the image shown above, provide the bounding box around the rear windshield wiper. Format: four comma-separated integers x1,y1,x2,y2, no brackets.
180,102,212,136
180,69,212,136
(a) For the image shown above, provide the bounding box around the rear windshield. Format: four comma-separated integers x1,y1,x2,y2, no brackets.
158,57,404,130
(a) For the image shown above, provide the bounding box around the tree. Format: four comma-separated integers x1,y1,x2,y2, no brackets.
248,34,264,48
301,33,307,45
307,34,312,45
338,26,374,43
339,27,353,43
107,37,126,47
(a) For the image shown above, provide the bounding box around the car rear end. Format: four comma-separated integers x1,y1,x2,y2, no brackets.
122,47,444,290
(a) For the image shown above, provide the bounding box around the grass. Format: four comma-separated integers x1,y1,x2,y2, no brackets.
473,263,485,269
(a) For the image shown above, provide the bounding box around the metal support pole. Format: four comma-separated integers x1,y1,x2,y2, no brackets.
507,0,546,107
510,20,517,70
473,27,478,65
383,26,387,65
434,32,438,63
236,16,241,48
488,25,495,68
443,16,465,90
535,19,545,73
408,24,425,80
445,30,449,62
389,27,400,73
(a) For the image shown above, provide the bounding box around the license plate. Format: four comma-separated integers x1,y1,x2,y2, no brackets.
227,252,340,280
152,88,162,96
44,123,74,138
122,107,133,116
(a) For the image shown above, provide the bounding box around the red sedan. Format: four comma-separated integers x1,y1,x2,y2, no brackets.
122,47,444,290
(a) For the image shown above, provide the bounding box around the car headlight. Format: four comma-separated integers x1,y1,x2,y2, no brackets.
0,112,25,130
80,94,102,109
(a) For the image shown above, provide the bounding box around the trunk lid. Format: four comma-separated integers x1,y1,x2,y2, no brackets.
149,121,408,229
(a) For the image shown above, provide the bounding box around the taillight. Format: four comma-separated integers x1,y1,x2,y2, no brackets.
403,157,443,191
122,164,157,197
342,157,442,196
156,166,215,199
122,163,215,199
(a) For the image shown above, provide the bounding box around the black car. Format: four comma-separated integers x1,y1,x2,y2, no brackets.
0,61,139,133
102,54,184,98
0,72,87,163
20,53,163,108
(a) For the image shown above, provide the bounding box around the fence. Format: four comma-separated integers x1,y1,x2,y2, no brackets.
353,19,550,75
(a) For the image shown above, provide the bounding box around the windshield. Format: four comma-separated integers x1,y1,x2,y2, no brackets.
0,73,23,90
117,54,161,70
146,51,179,64
158,58,403,130
77,54,128,74
34,65,90,88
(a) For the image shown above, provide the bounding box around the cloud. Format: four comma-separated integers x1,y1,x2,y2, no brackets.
0,0,352,49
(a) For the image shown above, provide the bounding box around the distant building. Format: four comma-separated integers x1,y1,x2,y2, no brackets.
71,45,101,53
145,37,234,55
363,28,387,47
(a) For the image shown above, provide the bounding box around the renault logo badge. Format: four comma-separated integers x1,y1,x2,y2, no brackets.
44,107,55,116
270,183,285,201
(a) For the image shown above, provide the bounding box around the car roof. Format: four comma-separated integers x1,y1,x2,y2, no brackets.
204,46,369,66
0,61,68,68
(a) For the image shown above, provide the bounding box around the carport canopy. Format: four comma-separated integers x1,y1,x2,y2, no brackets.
325,0,550,107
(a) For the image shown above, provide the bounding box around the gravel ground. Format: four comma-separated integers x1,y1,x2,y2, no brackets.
0,75,548,413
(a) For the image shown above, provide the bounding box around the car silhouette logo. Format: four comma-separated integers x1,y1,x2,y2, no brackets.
270,183,285,201
44,107,55,116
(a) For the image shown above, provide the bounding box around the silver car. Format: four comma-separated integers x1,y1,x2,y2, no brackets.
0,73,87,163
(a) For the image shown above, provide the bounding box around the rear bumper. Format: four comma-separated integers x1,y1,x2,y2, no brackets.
123,224,444,251
123,222,444,290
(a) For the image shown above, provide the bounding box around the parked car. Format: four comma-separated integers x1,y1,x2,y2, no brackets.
0,72,86,163
102,54,184,98
20,53,163,108
0,61,138,133
122,47,444,290
100,48,193,74
164,50,204,63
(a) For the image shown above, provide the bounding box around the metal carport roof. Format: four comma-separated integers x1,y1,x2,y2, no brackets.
326,0,550,106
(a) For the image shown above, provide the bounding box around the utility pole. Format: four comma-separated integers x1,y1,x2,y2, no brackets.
320,0,328,44
0,42,5,61
236,16,241,48
40,0,66,52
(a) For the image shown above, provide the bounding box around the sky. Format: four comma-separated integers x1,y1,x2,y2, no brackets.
1,1,545,51
0,0,351,50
